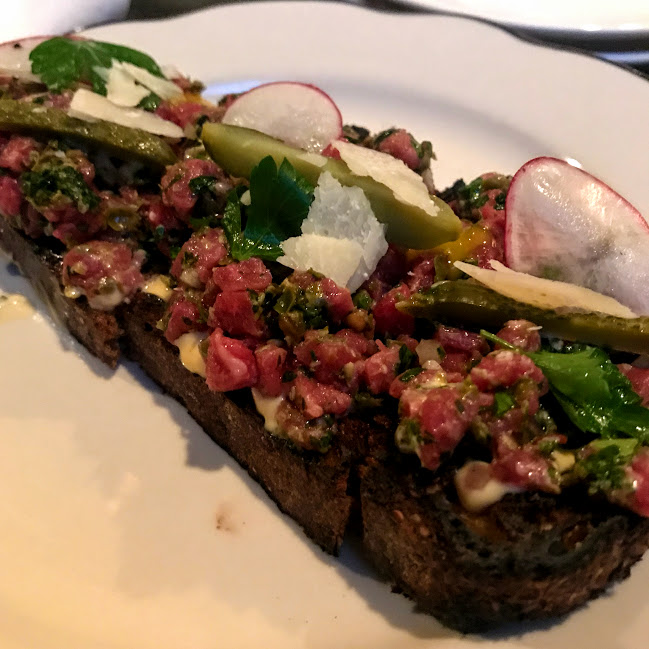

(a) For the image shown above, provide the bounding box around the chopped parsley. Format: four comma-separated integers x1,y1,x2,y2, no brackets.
399,367,424,383
577,439,639,494
493,391,516,417
396,344,417,374
21,166,99,213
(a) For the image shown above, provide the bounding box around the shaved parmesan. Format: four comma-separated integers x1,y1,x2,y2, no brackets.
279,234,363,288
68,88,184,138
278,172,388,291
455,260,637,319
114,61,182,100
105,65,150,107
105,61,182,108
332,140,439,218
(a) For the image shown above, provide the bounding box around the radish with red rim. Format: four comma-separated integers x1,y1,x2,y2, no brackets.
505,156,649,315
222,81,343,154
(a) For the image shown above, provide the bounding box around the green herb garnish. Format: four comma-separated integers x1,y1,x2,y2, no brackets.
30,37,164,95
21,166,99,212
481,330,649,442
577,438,639,493
396,344,417,374
137,92,161,111
493,391,516,417
399,367,424,383
222,156,314,261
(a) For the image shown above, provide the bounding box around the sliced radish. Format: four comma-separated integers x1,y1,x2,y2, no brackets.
505,156,649,315
221,81,342,154
0,36,47,82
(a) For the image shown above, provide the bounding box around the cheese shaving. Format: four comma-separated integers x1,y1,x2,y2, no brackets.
455,260,637,319
278,172,388,291
332,140,439,218
68,88,184,138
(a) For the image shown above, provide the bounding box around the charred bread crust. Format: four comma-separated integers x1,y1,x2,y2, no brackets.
122,293,354,553
360,458,649,632
0,219,121,367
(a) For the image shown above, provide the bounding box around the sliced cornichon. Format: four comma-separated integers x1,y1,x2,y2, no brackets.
0,99,176,168
399,280,649,354
201,122,460,249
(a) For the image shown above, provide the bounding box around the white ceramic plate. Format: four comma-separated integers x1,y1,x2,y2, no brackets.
394,0,649,37
2,3,649,648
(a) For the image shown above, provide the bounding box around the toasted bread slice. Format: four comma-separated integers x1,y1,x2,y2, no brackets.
3,219,649,630
360,458,649,632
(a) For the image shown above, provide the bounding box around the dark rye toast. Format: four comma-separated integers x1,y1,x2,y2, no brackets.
4,219,649,631
360,457,649,632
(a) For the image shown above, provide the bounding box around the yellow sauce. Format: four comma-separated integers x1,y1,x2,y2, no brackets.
251,388,285,434
174,331,207,378
142,275,173,302
0,293,35,324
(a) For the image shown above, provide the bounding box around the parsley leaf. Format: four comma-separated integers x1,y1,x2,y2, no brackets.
481,330,649,442
222,157,314,262
29,37,163,95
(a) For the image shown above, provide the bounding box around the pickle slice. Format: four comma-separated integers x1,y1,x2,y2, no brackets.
399,280,649,354
201,122,460,249
0,99,176,168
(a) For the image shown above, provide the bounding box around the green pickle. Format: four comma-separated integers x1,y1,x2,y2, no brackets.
0,99,176,168
201,122,461,249
399,280,649,354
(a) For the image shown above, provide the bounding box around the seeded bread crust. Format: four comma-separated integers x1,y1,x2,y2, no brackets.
3,220,649,630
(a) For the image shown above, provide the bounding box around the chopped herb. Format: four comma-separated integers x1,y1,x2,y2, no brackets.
458,177,488,209
397,344,417,374
399,367,424,383
30,37,164,95
188,175,216,196
354,391,383,409
137,92,161,111
353,289,373,311
222,157,314,262
21,166,99,212
577,439,638,493
493,391,516,417
494,191,506,210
